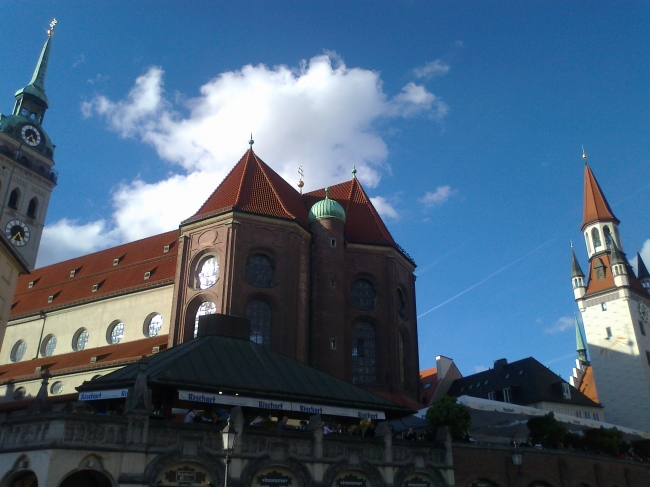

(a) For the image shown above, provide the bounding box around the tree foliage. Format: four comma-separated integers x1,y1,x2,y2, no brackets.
426,396,471,440
527,413,567,448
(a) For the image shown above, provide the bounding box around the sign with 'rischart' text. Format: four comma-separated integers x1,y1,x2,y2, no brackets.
178,390,385,419
78,389,128,401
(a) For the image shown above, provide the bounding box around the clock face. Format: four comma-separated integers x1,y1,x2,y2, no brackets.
640,301,650,325
5,220,30,247
20,125,41,147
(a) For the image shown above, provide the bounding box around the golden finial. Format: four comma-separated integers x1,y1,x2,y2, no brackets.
47,19,58,37
582,145,588,166
297,166,304,195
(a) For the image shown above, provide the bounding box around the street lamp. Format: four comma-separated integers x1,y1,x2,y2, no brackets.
511,447,522,466
221,417,237,487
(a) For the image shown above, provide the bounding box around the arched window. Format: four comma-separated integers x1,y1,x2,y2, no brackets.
351,279,376,310
196,256,219,290
195,301,217,337
246,254,274,287
603,226,612,249
73,328,89,351
41,334,57,357
584,232,591,253
397,288,406,319
7,188,20,209
10,340,26,362
245,300,272,346
591,227,602,249
27,197,38,218
399,332,405,387
351,322,376,385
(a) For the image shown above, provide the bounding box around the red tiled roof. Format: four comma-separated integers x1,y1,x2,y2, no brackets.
11,231,178,318
579,365,598,404
303,179,395,246
186,150,309,227
585,252,647,297
0,335,168,384
582,165,618,230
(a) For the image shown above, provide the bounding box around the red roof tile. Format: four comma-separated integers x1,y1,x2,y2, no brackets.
0,335,168,384
584,251,647,297
303,179,395,247
582,165,618,230
11,231,178,318
186,150,309,227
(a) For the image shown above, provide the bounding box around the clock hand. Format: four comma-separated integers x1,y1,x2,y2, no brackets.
12,232,23,242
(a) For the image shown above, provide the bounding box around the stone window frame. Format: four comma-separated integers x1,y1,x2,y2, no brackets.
244,251,276,288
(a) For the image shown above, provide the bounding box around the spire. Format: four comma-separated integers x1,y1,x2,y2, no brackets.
575,315,588,364
248,133,254,150
14,19,57,111
351,164,357,178
637,252,650,280
581,163,619,231
571,247,585,278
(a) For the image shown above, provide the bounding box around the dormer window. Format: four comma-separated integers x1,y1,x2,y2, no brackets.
92,284,99,293
69,270,76,278
113,258,120,266
28,281,34,288
562,382,571,399
47,295,54,303
163,244,170,253
144,271,151,280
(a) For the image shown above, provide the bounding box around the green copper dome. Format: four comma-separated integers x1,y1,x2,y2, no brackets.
308,187,346,223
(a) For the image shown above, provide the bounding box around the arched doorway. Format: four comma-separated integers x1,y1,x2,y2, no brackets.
59,470,113,487
4,471,37,487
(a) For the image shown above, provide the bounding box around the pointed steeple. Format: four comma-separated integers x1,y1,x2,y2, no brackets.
581,163,619,231
12,20,57,123
637,252,650,280
575,315,588,364
571,248,585,278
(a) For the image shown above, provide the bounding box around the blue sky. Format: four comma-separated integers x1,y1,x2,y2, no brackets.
1,2,649,381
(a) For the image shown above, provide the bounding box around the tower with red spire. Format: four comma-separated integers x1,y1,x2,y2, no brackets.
572,151,650,432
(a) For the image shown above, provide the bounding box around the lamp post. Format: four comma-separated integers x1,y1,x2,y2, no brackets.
221,417,237,487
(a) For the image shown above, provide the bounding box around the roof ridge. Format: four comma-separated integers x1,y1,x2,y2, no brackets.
234,149,254,207
351,178,394,243
28,230,178,272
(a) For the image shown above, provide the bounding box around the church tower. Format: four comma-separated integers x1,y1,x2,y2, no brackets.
0,20,59,269
572,152,650,432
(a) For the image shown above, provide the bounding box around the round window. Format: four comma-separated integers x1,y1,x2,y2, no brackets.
50,381,63,395
196,256,219,290
13,387,26,400
10,340,27,362
73,328,89,351
146,313,163,337
107,322,125,344
194,301,217,337
41,335,57,357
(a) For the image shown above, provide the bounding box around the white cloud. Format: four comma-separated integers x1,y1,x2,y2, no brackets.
474,365,488,373
370,196,399,220
544,316,574,334
641,239,650,270
37,53,447,267
72,54,85,68
413,59,450,79
419,186,455,207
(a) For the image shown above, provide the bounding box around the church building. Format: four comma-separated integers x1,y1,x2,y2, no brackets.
570,151,650,432
0,27,421,411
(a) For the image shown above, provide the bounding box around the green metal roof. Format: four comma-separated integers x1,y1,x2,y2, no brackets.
14,35,51,107
574,314,588,363
308,187,346,223
78,334,411,415
609,240,626,266
570,249,584,279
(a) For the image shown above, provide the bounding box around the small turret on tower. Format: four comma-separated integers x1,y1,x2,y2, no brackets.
571,245,586,300
575,314,588,365
610,240,630,287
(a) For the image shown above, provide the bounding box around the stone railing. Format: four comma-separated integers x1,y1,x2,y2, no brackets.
0,412,447,468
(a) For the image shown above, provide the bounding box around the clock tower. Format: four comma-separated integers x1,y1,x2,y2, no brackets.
0,20,58,269
571,152,650,432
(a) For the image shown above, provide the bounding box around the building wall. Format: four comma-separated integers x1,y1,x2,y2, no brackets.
170,212,312,363
0,243,25,353
0,285,174,365
531,401,603,422
453,443,650,487
579,289,650,432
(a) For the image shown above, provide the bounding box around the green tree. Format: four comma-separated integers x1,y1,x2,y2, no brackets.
583,427,625,455
527,413,567,448
426,396,471,440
